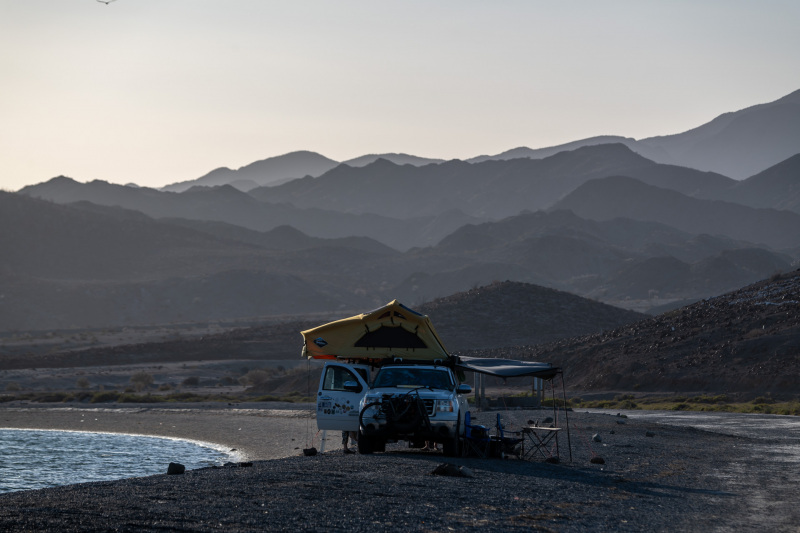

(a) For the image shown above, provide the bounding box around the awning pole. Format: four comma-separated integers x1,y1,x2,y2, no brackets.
560,370,572,463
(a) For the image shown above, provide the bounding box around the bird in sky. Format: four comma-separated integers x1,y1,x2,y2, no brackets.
96,0,117,5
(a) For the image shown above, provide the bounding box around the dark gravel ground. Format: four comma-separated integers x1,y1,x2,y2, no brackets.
0,411,797,532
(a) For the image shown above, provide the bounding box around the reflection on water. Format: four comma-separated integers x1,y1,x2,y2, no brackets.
0,429,234,494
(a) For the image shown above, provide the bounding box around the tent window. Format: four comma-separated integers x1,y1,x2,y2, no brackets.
355,326,427,349
322,366,360,392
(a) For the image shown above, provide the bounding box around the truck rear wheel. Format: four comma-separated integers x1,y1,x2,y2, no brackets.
358,432,374,454
443,436,459,457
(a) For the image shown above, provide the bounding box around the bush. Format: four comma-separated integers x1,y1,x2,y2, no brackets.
181,376,200,387
91,391,120,403
34,392,71,403
751,396,775,405
238,369,272,387
119,394,161,403
130,372,154,392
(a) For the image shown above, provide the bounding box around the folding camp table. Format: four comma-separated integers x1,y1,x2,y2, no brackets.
521,426,560,461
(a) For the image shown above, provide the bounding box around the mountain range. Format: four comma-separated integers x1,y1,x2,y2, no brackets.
151,88,800,193
6,89,800,331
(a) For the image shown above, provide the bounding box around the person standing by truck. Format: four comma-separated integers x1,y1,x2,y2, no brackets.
342,430,358,454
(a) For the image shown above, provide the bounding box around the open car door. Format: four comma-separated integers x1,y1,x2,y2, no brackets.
316,362,371,432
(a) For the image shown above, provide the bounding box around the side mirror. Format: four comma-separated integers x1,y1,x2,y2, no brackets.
457,384,472,394
343,381,362,393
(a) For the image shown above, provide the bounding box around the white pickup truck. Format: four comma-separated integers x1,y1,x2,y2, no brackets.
316,361,471,456
306,300,556,456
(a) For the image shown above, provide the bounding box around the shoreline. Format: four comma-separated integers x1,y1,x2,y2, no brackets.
1,406,799,531
0,402,321,461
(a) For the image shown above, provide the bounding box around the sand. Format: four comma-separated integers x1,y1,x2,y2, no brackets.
0,402,326,461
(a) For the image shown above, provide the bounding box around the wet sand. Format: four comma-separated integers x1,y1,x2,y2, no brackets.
0,402,325,461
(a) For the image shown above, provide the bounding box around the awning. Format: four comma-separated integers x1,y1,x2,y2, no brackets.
301,300,451,361
455,356,559,380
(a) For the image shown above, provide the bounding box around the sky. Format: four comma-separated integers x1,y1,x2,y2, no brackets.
2,1,799,191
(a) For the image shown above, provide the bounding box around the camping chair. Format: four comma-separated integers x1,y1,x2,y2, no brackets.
462,411,491,458
494,413,523,459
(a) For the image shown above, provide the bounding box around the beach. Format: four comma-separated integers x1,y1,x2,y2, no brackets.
0,404,798,532
0,402,321,461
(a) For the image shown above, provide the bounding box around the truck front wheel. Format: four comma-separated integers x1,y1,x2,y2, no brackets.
442,417,461,457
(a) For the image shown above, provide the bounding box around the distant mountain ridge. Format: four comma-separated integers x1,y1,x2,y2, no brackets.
151,87,800,192
637,88,800,179
161,151,340,193
9,89,800,332
161,152,444,193
4,188,794,331
19,176,482,251
551,175,800,250
247,144,737,219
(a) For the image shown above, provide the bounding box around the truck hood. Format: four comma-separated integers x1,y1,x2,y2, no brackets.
365,387,454,398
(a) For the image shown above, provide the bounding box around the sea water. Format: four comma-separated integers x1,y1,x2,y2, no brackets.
0,429,236,494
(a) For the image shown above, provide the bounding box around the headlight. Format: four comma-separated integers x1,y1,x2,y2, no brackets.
437,400,454,412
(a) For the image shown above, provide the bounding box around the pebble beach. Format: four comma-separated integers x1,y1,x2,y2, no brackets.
0,404,798,532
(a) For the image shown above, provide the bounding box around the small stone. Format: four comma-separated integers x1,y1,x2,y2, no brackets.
590,456,605,464
616,420,626,425
167,462,185,475
431,463,462,477
645,431,655,437
459,466,476,478
609,429,615,435
592,433,602,443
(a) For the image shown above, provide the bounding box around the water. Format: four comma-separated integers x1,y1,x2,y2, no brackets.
0,429,236,494
587,409,800,442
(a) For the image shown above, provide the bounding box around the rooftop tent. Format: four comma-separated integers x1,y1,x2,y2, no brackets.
301,300,450,361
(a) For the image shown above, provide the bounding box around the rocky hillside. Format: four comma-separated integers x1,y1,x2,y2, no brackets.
417,281,646,351
476,270,800,398
4,273,797,401
2,282,645,371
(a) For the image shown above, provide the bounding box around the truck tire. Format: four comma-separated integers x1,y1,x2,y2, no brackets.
442,416,460,457
358,432,374,454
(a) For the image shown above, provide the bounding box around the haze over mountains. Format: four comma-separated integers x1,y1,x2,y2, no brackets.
5,89,800,332
155,88,799,192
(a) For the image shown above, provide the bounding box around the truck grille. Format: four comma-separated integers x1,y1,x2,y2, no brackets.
423,399,435,415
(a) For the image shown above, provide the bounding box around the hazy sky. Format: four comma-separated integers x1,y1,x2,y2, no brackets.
2,1,799,191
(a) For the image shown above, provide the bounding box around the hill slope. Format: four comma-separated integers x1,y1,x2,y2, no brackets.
475,270,800,398
638,88,800,179
552,176,800,250
3,281,646,370
416,281,647,351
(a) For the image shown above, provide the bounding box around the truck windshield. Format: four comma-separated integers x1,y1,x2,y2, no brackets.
372,368,453,390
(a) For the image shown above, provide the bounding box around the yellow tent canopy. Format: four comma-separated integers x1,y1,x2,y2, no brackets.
301,300,450,361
